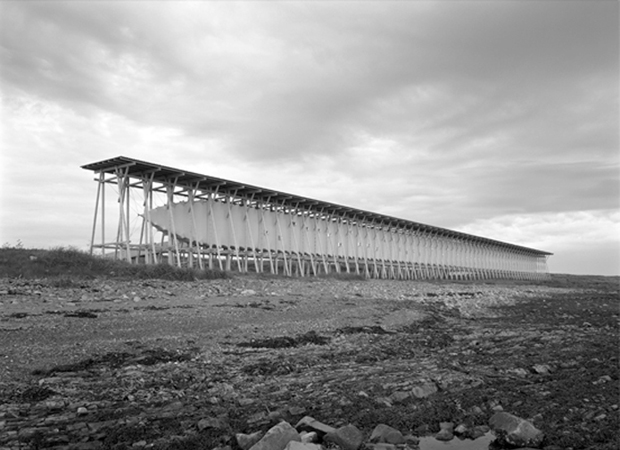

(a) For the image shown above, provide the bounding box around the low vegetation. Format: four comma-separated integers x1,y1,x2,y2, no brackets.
0,245,229,281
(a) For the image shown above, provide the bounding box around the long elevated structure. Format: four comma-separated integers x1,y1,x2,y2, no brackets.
82,156,552,280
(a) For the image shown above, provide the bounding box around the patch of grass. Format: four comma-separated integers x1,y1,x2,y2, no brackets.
18,386,58,402
0,247,230,281
241,353,318,376
237,330,330,349
64,310,99,318
102,424,151,449
316,271,367,281
336,325,395,335
32,347,198,376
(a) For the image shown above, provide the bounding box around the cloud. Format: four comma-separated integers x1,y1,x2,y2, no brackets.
456,209,620,275
3,2,616,160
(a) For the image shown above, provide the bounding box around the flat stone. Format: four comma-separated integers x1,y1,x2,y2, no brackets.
389,391,410,404
295,416,336,435
250,421,300,450
489,412,544,447
197,417,227,430
375,397,392,407
324,424,364,450
531,364,552,374
508,368,529,377
300,431,318,443
411,382,438,399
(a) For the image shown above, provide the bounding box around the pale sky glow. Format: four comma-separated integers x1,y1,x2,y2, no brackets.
1,1,618,275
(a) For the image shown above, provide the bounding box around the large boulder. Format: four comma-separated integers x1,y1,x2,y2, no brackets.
369,424,405,444
324,424,364,450
249,421,301,450
489,412,544,448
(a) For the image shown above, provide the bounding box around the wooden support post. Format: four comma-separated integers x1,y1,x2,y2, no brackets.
89,172,103,255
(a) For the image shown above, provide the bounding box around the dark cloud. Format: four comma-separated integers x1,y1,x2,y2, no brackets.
2,1,616,163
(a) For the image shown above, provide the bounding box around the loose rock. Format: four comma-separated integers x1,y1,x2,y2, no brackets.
249,421,300,450
435,422,454,441
489,412,544,448
236,431,263,450
324,424,364,450
411,382,438,399
296,416,336,436
369,424,405,444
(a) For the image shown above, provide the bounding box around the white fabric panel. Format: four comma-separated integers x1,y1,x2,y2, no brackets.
148,199,546,277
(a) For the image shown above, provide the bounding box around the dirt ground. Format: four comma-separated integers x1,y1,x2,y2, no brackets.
0,274,618,449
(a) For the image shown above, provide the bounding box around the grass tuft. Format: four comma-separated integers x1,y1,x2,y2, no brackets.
0,247,230,281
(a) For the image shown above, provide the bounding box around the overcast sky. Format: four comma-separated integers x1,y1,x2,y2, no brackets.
1,1,618,275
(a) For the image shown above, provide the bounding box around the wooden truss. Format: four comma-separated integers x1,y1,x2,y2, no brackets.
83,157,552,280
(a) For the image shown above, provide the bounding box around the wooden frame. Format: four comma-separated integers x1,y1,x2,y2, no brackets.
84,156,552,280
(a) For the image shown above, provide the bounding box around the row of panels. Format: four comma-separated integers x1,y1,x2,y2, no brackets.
147,198,548,276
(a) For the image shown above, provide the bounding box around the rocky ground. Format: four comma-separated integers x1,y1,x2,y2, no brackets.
0,274,618,450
